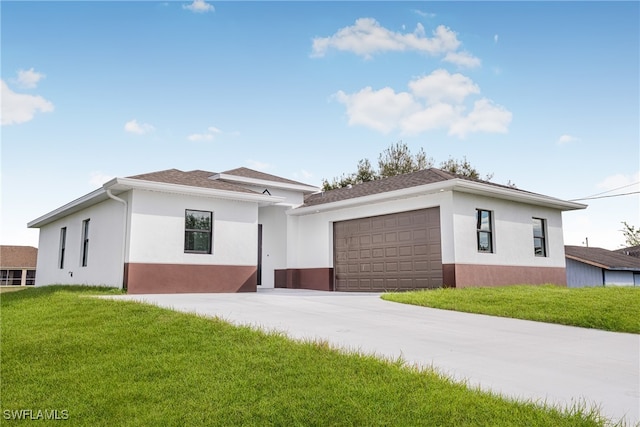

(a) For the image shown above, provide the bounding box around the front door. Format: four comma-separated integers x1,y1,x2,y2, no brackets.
257,224,263,286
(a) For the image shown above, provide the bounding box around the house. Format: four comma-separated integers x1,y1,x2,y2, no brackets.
28,167,586,294
0,245,37,286
616,245,640,258
565,245,640,287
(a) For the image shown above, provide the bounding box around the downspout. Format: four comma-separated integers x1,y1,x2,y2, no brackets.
106,189,128,291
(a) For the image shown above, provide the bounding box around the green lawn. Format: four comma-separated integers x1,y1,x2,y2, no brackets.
0,286,610,426
382,285,640,334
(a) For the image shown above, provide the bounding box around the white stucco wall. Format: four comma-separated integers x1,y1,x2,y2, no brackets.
287,189,568,271
450,192,567,268
258,205,289,288
127,189,259,266
34,198,126,287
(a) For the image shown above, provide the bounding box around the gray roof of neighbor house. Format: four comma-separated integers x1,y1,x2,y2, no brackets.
0,246,38,269
615,245,640,258
301,167,556,208
565,245,640,271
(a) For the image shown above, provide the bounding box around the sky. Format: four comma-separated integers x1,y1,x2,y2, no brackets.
1,1,638,251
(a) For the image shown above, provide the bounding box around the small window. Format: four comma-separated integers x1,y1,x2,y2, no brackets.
59,227,67,269
81,219,90,267
476,209,493,253
26,270,36,286
533,218,547,257
185,210,213,254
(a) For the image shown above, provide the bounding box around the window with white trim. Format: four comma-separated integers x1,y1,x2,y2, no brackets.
185,210,213,254
59,227,67,269
476,209,494,253
533,218,547,257
81,219,90,267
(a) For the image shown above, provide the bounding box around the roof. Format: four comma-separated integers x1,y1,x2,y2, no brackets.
299,168,584,211
615,245,640,258
565,245,640,271
222,167,311,187
0,246,38,268
126,169,257,194
28,167,317,228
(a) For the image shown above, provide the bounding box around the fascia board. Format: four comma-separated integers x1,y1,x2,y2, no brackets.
451,180,588,211
106,177,285,204
212,173,320,194
28,188,109,228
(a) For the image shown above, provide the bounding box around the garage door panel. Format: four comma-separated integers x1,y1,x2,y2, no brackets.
334,207,442,292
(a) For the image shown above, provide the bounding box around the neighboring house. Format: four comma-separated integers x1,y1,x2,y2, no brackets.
0,245,37,286
565,245,640,287
616,245,640,258
28,167,586,294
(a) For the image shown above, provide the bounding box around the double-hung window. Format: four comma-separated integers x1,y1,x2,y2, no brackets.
59,227,67,269
81,219,90,267
532,218,547,257
476,209,493,253
185,210,213,254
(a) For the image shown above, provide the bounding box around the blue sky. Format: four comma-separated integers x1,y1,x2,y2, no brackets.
2,1,638,250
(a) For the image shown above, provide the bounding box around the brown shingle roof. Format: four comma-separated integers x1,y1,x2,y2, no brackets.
0,246,37,268
126,169,257,194
615,245,640,258
302,168,530,207
565,245,640,270
221,167,313,187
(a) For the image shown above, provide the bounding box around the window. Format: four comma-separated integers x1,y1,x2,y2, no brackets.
476,209,493,253
81,219,90,267
185,210,212,254
532,218,547,257
59,227,67,269
26,270,36,286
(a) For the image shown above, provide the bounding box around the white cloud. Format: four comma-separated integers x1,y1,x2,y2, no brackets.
334,86,420,133
334,69,511,138
183,0,214,13
311,18,460,59
443,51,481,68
16,68,45,89
124,119,155,135
0,80,54,126
448,98,512,138
494,34,499,44
557,134,579,145
414,10,436,19
596,171,640,191
89,171,115,188
187,125,225,141
408,69,480,104
187,133,214,141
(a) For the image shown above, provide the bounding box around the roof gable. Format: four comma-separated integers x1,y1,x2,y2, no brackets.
221,167,311,187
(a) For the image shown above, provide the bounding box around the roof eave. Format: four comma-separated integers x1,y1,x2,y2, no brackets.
451,180,587,211
28,177,285,228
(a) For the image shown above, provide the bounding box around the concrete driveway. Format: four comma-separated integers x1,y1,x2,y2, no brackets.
110,288,639,424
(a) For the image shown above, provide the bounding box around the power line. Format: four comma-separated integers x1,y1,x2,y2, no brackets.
575,181,640,199
569,191,640,201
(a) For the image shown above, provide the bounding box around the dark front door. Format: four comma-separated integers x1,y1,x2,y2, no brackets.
257,224,263,286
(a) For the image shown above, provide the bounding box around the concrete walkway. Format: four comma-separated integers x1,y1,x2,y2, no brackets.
109,289,639,425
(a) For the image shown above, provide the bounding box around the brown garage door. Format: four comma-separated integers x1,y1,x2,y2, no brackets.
334,208,442,292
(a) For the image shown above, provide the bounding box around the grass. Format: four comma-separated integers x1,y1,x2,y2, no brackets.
382,285,640,334
0,286,29,294
0,286,612,426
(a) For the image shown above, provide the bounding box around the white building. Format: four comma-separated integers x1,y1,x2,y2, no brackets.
28,167,586,293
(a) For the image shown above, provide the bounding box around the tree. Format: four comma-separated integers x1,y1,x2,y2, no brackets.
439,156,494,181
377,141,433,178
621,221,640,247
321,141,493,191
